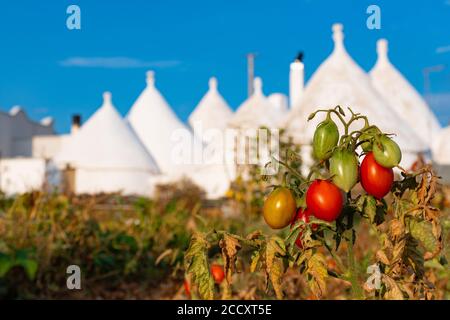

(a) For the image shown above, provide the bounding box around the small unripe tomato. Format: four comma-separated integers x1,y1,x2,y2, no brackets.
373,135,402,168
329,148,359,193
312,115,339,160
210,264,225,284
306,180,343,222
263,187,297,229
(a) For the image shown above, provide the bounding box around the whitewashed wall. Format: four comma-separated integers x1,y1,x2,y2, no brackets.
0,158,46,195
33,135,70,159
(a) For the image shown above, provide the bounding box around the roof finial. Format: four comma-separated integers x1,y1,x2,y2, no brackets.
332,23,344,49
209,77,218,90
146,70,155,86
377,39,389,62
103,91,112,104
253,77,263,95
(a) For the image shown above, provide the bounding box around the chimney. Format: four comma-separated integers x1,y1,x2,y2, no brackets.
289,51,304,110
71,114,81,134
247,53,255,97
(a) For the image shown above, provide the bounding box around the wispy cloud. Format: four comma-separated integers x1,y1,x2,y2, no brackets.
59,57,181,69
436,45,450,54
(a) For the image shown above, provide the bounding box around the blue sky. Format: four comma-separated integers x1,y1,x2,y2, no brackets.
0,0,449,133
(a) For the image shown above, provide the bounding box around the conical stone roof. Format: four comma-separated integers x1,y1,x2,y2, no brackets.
369,39,441,147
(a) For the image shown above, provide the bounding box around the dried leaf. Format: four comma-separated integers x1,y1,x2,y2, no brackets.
382,275,404,300
389,219,405,241
376,250,390,265
246,230,262,241
265,236,286,299
184,232,214,300
219,233,241,284
305,251,328,298
250,249,261,273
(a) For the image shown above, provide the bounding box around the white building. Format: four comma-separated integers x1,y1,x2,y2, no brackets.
0,106,54,158
0,106,55,195
54,92,159,195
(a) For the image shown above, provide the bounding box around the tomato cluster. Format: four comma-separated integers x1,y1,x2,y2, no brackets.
262,107,403,248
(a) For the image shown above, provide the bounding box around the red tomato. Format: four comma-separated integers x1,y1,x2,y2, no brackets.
184,279,190,297
360,152,394,199
306,180,343,222
210,264,225,284
290,207,312,248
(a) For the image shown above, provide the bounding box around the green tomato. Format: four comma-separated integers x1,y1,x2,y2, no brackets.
312,116,339,160
359,126,381,152
373,135,402,168
329,149,359,193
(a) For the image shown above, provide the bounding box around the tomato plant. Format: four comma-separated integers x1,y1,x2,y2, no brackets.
184,106,445,301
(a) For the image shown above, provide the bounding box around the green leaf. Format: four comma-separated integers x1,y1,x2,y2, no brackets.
16,259,38,280
0,253,13,278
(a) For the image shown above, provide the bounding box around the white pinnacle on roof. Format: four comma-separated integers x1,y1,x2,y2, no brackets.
285,24,427,166
369,39,441,147
188,77,233,134
127,71,198,174
228,77,280,129
56,92,158,171
432,125,450,165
